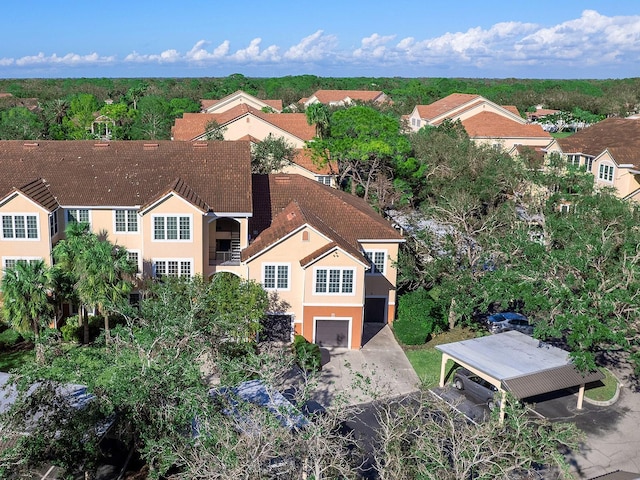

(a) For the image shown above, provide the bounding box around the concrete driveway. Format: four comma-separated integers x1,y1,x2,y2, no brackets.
307,324,420,407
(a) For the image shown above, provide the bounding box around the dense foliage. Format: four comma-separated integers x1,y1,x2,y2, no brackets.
1,75,640,140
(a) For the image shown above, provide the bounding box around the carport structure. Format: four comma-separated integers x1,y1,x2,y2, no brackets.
436,331,604,422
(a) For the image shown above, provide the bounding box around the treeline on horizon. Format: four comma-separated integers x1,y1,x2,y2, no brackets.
1,74,639,117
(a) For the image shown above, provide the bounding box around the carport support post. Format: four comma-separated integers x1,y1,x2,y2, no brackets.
439,354,452,388
499,390,506,424
577,383,585,409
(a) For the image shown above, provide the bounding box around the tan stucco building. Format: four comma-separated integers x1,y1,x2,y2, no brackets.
0,140,402,349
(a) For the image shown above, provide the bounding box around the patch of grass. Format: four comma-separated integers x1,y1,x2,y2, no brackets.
403,326,480,388
585,368,618,402
551,131,574,139
0,343,34,372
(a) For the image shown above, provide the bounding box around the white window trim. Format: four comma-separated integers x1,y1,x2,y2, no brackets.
3,256,43,269
127,249,142,276
364,249,387,275
65,208,91,227
114,209,139,234
262,262,291,291
151,214,193,242
49,209,59,238
312,267,356,296
1,213,40,241
152,258,194,278
598,162,615,183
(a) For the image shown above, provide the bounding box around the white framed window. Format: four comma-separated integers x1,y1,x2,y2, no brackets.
262,263,290,290
66,209,90,224
314,267,355,295
127,250,140,273
152,215,192,241
567,154,581,167
585,157,594,172
115,210,138,233
315,176,332,186
49,210,59,237
3,257,42,270
2,214,39,240
365,250,386,275
598,163,614,183
153,258,193,278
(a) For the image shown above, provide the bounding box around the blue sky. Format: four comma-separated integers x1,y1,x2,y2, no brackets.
1,1,639,79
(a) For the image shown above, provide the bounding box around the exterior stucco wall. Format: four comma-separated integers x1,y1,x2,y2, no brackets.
223,117,306,148
0,194,53,272
140,194,205,277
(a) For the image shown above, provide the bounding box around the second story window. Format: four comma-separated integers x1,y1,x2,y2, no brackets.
153,215,191,241
66,209,89,224
2,214,39,240
365,250,386,275
314,268,355,294
315,176,332,186
49,210,59,237
598,163,614,183
115,210,138,233
263,264,290,290
153,259,192,278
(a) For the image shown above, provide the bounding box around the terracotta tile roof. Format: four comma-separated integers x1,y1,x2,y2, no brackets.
526,108,560,119
461,112,552,139
172,106,315,142
172,112,217,141
556,118,640,169
12,178,59,211
502,105,521,117
262,99,284,111
292,149,336,175
141,177,209,213
0,141,252,214
415,93,481,121
255,112,315,141
200,99,218,110
243,174,402,262
299,241,339,267
308,90,386,104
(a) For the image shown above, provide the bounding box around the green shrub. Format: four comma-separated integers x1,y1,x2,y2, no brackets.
60,315,82,343
292,335,322,372
394,288,446,345
219,341,258,359
0,328,23,348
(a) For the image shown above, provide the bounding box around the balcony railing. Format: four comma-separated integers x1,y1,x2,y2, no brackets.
209,250,240,266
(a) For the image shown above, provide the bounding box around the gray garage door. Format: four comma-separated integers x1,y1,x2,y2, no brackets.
364,297,386,323
315,319,349,348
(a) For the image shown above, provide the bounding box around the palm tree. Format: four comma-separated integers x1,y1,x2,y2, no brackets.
53,222,93,344
53,223,135,345
1,260,55,364
77,236,135,345
305,103,331,139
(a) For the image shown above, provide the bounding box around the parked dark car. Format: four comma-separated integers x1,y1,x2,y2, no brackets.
486,312,534,336
452,368,500,410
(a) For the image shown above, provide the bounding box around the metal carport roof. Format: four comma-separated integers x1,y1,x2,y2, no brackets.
435,331,604,420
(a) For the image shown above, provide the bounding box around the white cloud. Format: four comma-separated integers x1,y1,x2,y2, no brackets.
353,33,396,59
229,38,280,62
14,52,115,66
2,10,640,77
124,49,181,63
284,30,338,61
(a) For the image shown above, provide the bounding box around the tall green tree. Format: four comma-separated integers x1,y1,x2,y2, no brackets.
0,106,44,139
305,102,330,139
307,105,411,205
250,134,296,174
1,260,54,364
130,95,172,140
